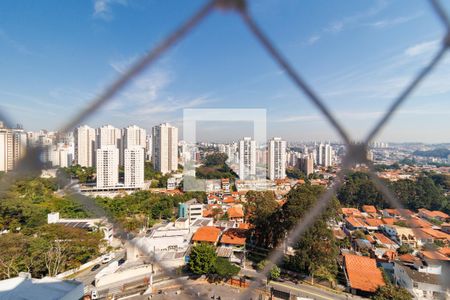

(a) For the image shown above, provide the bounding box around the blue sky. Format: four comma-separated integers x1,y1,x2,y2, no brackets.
0,0,449,142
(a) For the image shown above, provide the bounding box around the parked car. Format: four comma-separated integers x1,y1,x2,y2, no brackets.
101,254,113,264
90,264,101,271
91,290,98,299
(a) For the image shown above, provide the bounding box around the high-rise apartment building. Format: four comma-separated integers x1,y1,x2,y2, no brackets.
0,122,27,172
96,125,121,151
152,123,178,174
122,125,146,165
124,146,144,188
298,154,314,176
96,146,119,188
74,125,96,167
316,143,333,167
268,137,286,180
239,137,256,180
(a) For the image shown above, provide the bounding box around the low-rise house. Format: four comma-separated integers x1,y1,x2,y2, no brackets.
227,205,244,222
191,226,222,245
418,208,449,223
343,254,385,296
420,251,450,262
373,232,398,250
394,258,449,299
362,205,378,216
353,239,373,253
382,208,414,219
418,228,450,245
383,225,419,248
441,223,450,234
345,217,366,231
342,208,363,218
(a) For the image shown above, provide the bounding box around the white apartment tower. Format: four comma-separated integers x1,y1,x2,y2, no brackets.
122,125,146,165
124,147,144,188
239,137,256,180
268,137,286,180
324,144,333,167
316,143,333,167
96,146,119,188
152,123,178,174
96,125,121,150
0,123,27,172
74,125,96,167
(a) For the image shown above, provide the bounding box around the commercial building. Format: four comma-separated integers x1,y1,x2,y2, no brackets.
268,137,286,180
152,123,178,174
124,146,144,188
74,125,96,167
239,137,256,180
96,146,119,188
178,199,203,224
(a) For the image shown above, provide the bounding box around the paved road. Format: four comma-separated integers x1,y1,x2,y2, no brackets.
74,251,126,293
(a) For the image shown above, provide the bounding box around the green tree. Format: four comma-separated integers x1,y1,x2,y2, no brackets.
188,243,217,275
269,265,281,280
213,257,240,279
372,284,412,300
397,244,413,255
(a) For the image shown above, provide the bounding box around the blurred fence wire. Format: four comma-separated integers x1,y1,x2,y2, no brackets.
0,0,449,299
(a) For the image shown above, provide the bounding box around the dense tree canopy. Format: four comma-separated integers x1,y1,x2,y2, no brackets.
188,243,217,275
372,284,413,300
96,190,206,231
250,184,340,282
337,171,449,213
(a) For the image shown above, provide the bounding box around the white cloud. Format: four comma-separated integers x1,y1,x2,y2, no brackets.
305,0,388,45
104,57,213,117
369,13,422,29
93,0,128,20
404,39,440,57
306,35,321,45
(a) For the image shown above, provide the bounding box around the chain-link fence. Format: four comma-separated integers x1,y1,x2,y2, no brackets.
1,0,449,299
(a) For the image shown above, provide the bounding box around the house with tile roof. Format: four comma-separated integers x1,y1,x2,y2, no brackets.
343,254,385,295
191,226,222,245
227,205,244,222
418,208,449,222
362,205,377,214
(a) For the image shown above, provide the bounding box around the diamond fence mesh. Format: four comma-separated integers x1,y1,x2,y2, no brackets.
0,0,449,299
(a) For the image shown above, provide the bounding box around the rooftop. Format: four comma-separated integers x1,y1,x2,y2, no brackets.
344,254,385,293
0,274,83,300
192,226,222,243
220,228,246,246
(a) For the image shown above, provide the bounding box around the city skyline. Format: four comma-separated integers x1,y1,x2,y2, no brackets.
1,1,450,142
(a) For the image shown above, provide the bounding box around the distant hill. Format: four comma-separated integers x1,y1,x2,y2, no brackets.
413,148,450,158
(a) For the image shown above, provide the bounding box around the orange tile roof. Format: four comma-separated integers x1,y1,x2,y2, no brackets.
345,217,366,228
342,208,362,217
223,196,235,204
430,210,449,219
419,228,450,240
365,235,375,243
220,228,246,246
407,217,432,228
438,247,450,257
398,254,419,263
421,251,450,261
364,218,384,227
228,206,244,219
238,223,251,229
382,218,395,225
192,226,222,243
344,254,385,292
362,205,377,214
373,233,396,245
